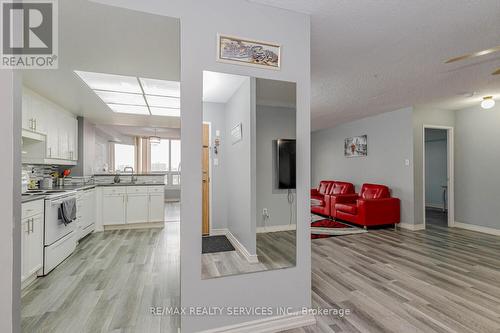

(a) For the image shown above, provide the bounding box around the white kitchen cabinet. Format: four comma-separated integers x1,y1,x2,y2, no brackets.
21,200,44,285
102,193,126,225
101,185,165,227
22,92,33,131
22,87,78,164
126,193,149,224
76,189,96,240
148,193,165,222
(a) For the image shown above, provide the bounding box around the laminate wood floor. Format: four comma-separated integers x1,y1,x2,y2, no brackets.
21,222,180,333
283,224,500,333
202,230,296,279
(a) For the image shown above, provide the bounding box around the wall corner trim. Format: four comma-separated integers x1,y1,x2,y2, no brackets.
209,228,259,263
454,221,500,236
196,313,316,333
399,223,425,231
256,224,297,233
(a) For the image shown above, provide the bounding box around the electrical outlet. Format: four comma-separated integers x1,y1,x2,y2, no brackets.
263,208,269,217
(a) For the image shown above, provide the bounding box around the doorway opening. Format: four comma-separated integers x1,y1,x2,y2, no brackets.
423,126,454,228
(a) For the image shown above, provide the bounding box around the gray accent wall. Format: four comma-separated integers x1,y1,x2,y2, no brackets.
412,107,455,225
455,104,500,230
424,129,448,207
73,117,96,176
224,78,256,255
256,105,296,228
311,107,414,225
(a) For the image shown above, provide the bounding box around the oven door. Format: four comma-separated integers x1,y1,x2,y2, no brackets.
44,196,77,246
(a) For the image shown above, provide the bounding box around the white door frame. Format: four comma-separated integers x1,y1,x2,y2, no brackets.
203,121,213,235
422,125,454,228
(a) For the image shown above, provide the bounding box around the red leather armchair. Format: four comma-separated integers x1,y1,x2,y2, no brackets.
311,181,355,217
333,183,400,228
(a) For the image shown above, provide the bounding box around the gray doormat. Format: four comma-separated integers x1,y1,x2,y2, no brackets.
202,235,235,254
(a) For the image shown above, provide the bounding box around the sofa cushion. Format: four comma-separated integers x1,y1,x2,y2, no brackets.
361,184,390,199
330,184,342,195
362,188,379,199
336,203,357,215
318,181,331,195
311,195,325,206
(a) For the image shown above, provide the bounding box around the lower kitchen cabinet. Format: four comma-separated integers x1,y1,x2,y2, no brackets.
21,200,44,284
102,193,126,225
100,185,165,227
149,193,165,222
76,188,96,240
126,193,149,224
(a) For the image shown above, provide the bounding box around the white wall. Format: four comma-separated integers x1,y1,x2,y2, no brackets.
93,128,110,173
412,106,455,225
225,78,256,255
424,129,447,207
92,1,311,332
455,104,500,230
311,107,414,225
256,105,296,228
203,102,228,230
0,70,21,333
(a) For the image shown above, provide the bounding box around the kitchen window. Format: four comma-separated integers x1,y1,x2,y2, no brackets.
149,138,181,187
114,143,135,172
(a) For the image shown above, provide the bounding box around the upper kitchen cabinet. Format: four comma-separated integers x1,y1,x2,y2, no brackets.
22,88,78,165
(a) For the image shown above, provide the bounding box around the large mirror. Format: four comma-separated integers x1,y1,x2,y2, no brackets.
201,71,297,279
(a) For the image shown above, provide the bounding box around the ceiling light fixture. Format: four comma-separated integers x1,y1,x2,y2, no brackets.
74,70,181,117
480,96,495,110
149,129,161,145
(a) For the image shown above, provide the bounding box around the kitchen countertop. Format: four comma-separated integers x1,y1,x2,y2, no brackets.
93,173,168,176
21,195,46,204
22,183,165,204
96,183,165,187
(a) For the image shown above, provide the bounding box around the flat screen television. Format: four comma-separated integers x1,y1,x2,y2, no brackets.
276,139,296,189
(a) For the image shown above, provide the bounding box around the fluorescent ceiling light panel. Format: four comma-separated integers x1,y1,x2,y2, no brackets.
140,78,180,97
150,107,180,117
107,104,150,115
145,95,180,108
95,90,146,106
75,70,142,94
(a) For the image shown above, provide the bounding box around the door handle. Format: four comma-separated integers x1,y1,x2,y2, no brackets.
34,119,37,131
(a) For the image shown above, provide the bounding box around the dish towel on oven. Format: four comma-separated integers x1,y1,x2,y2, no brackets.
61,197,77,225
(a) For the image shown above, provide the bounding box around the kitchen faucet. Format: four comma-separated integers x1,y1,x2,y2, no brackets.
123,166,137,183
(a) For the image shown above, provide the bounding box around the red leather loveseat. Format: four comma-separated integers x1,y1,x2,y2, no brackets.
333,183,400,228
311,180,355,217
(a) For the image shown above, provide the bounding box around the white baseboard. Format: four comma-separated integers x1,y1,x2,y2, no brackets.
210,228,229,236
454,221,500,236
426,203,445,210
197,313,316,333
225,231,259,264
257,224,296,233
398,223,425,231
104,221,164,230
208,228,259,264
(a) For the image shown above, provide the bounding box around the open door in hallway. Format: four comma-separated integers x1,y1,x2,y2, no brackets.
202,123,210,235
